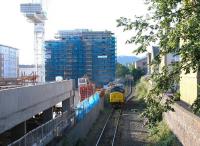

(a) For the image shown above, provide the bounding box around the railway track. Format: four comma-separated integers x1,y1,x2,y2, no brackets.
95,108,122,146
95,79,133,146
125,79,133,102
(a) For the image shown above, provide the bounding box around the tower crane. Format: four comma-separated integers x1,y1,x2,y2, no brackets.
20,0,47,82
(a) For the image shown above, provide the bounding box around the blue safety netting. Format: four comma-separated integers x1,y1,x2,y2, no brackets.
45,34,116,87
75,92,100,121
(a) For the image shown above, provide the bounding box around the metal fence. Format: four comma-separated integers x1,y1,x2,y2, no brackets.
8,111,75,146
8,93,100,146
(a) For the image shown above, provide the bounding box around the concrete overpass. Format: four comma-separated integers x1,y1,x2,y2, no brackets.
0,80,74,134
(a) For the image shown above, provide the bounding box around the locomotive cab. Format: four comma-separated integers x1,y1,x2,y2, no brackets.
109,85,125,107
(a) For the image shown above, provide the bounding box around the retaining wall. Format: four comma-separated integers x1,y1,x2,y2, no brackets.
62,98,104,146
164,102,200,146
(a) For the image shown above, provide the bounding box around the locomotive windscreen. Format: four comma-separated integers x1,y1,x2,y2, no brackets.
111,86,125,93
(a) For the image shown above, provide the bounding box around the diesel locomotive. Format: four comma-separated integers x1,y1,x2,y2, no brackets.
109,84,125,107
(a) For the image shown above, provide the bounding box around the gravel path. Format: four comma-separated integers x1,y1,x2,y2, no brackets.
115,98,149,146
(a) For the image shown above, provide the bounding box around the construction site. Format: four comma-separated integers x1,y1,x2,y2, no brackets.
0,45,40,90
0,0,117,145
45,29,116,87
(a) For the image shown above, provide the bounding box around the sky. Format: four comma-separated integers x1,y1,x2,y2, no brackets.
0,0,147,64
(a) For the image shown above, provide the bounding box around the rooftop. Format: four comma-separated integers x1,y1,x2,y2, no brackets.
0,44,19,50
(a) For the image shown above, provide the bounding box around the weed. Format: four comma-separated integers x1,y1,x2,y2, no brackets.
148,121,182,146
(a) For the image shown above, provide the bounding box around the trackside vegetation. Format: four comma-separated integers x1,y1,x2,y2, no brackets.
117,0,200,125
135,78,181,146
148,121,182,146
116,62,145,82
135,77,150,99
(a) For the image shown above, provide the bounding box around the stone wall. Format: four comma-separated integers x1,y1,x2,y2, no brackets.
164,102,200,146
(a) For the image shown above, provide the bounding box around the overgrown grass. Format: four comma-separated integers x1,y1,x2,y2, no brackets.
135,77,181,146
148,121,182,146
135,76,150,100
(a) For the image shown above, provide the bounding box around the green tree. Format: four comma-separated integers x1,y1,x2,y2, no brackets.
129,65,145,81
117,0,200,125
116,63,130,78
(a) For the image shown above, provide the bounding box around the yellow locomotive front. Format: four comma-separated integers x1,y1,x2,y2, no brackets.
109,85,125,107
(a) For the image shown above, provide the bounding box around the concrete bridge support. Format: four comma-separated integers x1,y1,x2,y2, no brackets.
43,107,53,123
62,98,71,114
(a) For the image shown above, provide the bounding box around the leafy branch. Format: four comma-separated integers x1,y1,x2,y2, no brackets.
117,0,200,126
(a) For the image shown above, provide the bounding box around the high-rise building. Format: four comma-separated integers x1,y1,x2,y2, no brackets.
45,29,116,86
0,44,19,78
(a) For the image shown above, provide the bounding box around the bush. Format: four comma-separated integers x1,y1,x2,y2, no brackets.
135,76,174,127
148,121,181,146
191,85,200,115
135,77,150,99
173,92,180,101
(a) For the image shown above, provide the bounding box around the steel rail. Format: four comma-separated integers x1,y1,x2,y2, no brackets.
96,79,133,146
95,109,114,146
111,109,122,146
125,79,133,102
111,79,132,145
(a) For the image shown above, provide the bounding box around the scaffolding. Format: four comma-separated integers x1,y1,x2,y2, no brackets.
45,30,116,87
